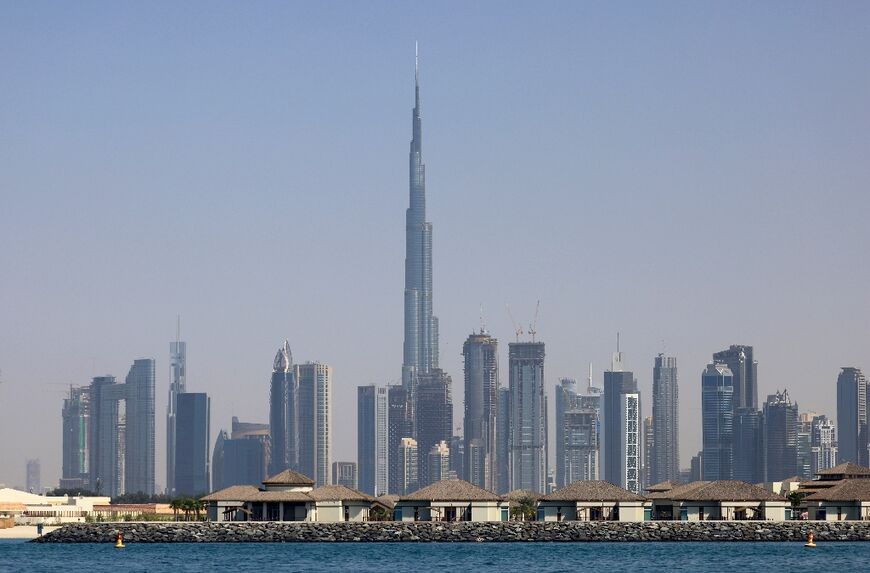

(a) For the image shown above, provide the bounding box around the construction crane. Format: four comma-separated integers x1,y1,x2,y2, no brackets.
528,300,541,342
506,304,524,342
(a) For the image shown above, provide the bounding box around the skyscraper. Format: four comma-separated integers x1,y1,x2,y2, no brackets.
401,46,439,400
269,341,296,475
61,385,90,489
496,387,510,493
733,407,764,484
357,385,389,496
796,413,815,481
712,345,757,412
26,459,41,493
166,320,186,496
213,428,270,491
508,341,547,493
701,363,734,481
296,362,332,487
428,441,450,483
811,415,838,475
175,392,210,496
764,389,798,482
416,368,453,487
603,349,640,493
643,416,654,489
555,377,600,488
462,331,498,490
387,385,414,494
837,367,868,466
651,354,679,484
397,437,419,495
332,462,358,489
124,358,156,495
88,375,122,496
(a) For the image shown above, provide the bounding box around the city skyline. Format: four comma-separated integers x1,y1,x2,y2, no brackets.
2,3,870,488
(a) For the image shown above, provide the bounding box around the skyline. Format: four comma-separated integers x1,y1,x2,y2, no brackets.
2,2,870,488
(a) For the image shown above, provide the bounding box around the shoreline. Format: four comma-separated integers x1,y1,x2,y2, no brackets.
0,526,62,540
31,521,870,543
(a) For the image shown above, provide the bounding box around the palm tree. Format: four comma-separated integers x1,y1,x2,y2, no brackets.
170,499,182,522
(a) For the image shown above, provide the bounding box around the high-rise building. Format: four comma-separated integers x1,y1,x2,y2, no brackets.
837,367,868,466
651,354,679,484
387,386,414,494
124,358,156,495
88,375,122,496
332,462,358,489
810,415,837,475
428,441,450,483
449,435,464,481
764,389,798,481
603,350,640,494
357,385,389,496
643,416,654,489
796,413,815,481
401,46,439,401
296,362,332,487
496,387,510,493
397,438,419,495
213,429,270,491
555,377,600,488
166,321,186,496
462,332,498,491
416,368,453,487
269,341,296,475
689,452,703,482
701,362,734,481
733,407,764,484
61,385,90,489
26,459,40,493
175,393,210,496
713,345,757,412
509,341,547,493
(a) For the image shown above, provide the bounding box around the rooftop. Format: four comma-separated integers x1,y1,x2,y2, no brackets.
308,485,372,503
656,481,785,502
542,480,645,502
262,469,315,487
400,479,502,502
804,479,870,502
816,463,870,478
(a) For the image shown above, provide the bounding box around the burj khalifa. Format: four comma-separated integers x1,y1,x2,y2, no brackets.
402,45,439,397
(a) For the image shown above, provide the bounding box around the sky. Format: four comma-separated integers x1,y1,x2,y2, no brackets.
1,1,869,489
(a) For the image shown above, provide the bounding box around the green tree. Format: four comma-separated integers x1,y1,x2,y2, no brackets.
509,496,537,522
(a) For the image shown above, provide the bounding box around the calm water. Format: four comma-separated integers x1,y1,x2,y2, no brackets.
2,540,869,572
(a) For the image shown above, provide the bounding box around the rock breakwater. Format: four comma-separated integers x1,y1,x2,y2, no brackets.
32,521,870,543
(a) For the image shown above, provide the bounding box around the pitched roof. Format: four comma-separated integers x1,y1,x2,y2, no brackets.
400,479,502,502
262,469,315,486
373,494,399,509
646,480,681,493
542,480,645,502
664,481,785,502
816,463,870,477
804,479,870,502
646,481,710,500
504,489,543,502
308,485,372,502
201,485,261,502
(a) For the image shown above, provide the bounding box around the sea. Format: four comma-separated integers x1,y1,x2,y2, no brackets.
2,540,869,572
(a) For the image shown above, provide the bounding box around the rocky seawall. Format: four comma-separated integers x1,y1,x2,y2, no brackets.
32,521,870,543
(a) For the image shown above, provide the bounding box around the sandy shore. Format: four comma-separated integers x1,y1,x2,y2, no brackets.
0,526,62,539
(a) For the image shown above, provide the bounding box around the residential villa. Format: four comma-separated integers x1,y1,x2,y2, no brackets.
538,480,646,522
202,470,373,522
799,463,870,520
393,479,505,522
646,480,788,521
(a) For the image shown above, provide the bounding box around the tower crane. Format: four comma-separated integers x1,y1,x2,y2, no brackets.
528,300,541,342
506,304,524,342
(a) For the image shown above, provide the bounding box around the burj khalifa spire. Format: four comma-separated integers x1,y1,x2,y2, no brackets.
402,43,439,395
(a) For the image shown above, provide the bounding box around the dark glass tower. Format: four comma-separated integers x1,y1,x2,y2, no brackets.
175,392,210,496
402,46,439,398
416,368,453,487
837,367,868,466
651,354,679,484
713,345,757,412
764,389,798,481
462,331,498,490
701,363,734,481
509,342,547,493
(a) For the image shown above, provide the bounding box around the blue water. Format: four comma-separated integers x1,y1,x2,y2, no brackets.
2,540,869,572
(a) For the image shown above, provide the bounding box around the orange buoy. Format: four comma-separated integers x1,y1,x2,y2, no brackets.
804,531,816,548
114,532,125,548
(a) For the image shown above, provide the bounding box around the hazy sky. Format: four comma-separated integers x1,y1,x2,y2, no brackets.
2,1,869,489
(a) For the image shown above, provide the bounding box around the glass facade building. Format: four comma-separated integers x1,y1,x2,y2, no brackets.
701,362,733,481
